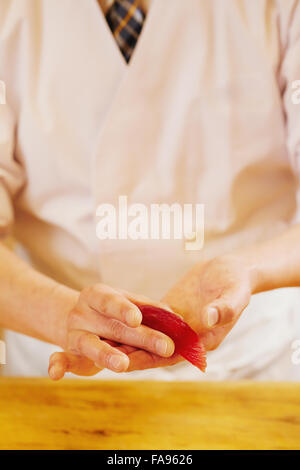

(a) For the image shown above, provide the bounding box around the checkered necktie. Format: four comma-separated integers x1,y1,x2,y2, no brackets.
106,0,145,63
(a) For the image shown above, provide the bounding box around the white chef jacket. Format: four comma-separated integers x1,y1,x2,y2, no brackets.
1,0,300,380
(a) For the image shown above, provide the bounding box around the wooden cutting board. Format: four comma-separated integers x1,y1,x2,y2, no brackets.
0,378,299,449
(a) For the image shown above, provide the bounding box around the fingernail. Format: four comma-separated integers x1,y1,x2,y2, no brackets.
207,307,219,327
126,308,142,327
156,339,173,357
109,355,128,372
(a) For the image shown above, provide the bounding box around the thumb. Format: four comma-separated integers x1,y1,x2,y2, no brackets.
203,287,250,329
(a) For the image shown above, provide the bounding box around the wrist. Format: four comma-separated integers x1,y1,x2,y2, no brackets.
47,283,79,349
240,250,262,294
218,249,262,295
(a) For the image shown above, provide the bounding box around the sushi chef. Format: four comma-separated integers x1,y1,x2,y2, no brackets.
0,0,300,381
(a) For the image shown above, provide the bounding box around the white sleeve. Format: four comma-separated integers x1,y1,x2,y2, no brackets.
280,1,300,175
0,99,25,235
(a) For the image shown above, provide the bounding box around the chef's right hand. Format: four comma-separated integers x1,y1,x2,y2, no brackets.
48,284,175,380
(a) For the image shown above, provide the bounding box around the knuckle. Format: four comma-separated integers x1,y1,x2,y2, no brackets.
78,287,92,309
77,332,88,353
95,348,106,365
224,304,235,322
82,284,120,315
143,331,160,350
102,292,119,311
103,353,113,369
81,284,105,303
67,308,82,330
94,347,111,369
110,319,125,341
94,283,114,298
119,303,131,320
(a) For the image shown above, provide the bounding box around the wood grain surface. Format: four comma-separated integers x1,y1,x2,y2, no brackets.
0,378,299,449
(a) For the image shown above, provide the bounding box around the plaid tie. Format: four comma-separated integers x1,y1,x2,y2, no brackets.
106,0,145,63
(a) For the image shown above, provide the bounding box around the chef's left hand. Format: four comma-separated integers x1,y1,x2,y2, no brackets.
127,254,253,371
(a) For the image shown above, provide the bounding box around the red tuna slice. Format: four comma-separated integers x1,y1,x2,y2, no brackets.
139,305,207,372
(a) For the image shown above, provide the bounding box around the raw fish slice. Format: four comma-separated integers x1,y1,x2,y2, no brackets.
139,305,207,372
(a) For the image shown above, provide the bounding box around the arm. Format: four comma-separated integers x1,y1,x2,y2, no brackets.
0,241,77,347
242,223,300,294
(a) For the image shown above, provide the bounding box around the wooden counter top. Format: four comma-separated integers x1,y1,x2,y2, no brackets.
0,378,299,449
